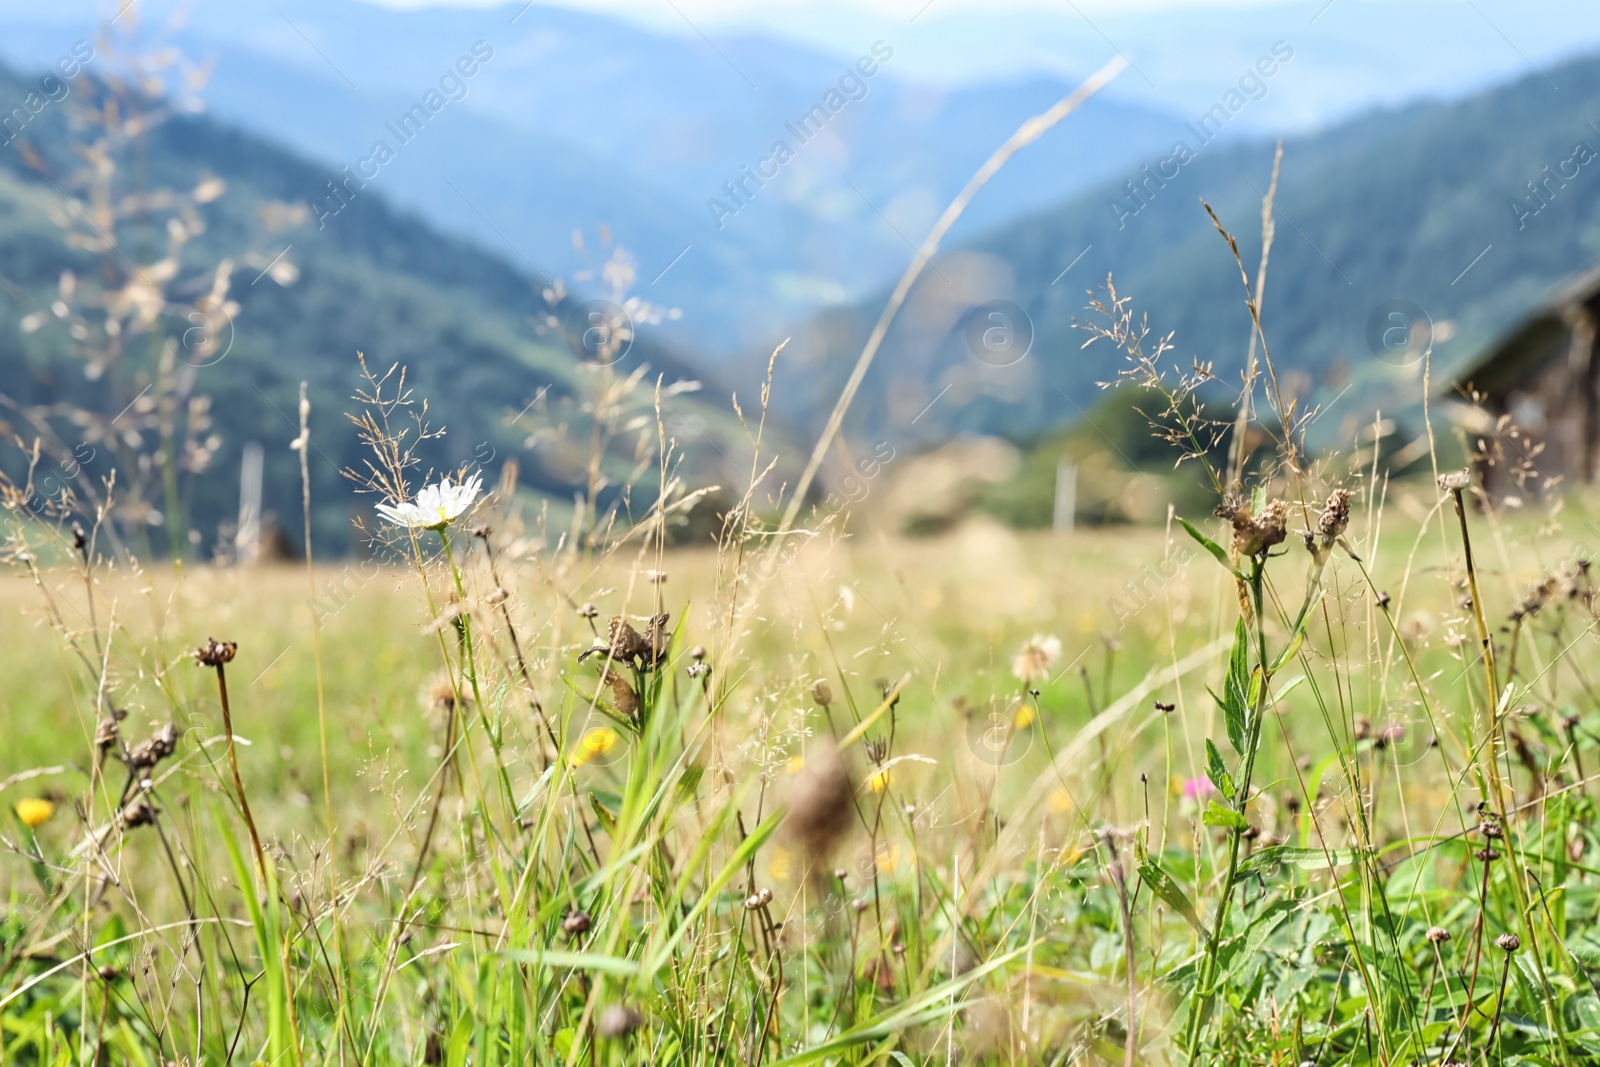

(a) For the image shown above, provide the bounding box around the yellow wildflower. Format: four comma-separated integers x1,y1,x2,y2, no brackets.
571,727,619,768
16,798,54,829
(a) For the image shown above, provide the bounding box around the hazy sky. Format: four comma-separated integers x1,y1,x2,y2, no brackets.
362,0,1293,12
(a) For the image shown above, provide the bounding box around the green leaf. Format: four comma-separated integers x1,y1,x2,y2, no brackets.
1271,589,1324,672
1271,675,1307,707
1238,845,1359,875
1203,801,1248,832
497,949,642,977
1205,739,1236,801
1214,898,1296,989
1223,618,1251,755
588,791,618,835
1137,860,1206,935
1178,517,1240,577
643,807,784,976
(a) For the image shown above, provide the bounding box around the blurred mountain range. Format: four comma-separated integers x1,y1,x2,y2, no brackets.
0,59,751,555
4,1,1594,364
4,0,1600,545
778,46,1600,454
0,0,1186,355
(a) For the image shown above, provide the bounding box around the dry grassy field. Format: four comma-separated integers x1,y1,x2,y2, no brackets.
5,462,1600,1065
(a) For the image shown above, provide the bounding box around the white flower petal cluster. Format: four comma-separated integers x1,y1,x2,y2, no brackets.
376,474,483,531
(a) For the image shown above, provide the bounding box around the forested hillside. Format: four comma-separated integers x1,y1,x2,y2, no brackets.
0,62,744,555
779,48,1600,452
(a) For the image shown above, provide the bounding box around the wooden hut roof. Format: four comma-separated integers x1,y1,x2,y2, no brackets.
1452,263,1600,396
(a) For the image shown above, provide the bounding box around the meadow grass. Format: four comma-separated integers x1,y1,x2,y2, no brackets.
4,468,1600,1065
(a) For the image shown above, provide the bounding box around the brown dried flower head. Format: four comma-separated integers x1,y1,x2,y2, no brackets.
600,668,640,718
420,675,470,715
1317,488,1351,542
93,714,124,754
1425,925,1451,944
1216,494,1288,559
121,797,157,828
128,722,179,770
578,613,672,671
1496,933,1520,952
194,638,237,667
785,740,854,861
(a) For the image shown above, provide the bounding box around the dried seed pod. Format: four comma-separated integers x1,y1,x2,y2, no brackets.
127,722,178,769
121,797,157,828
579,613,672,670
93,715,122,754
194,638,237,667
1218,495,1290,559
1317,489,1351,542
600,669,640,718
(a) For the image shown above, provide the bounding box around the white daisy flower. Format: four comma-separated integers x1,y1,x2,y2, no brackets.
1011,633,1063,684
376,474,483,531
